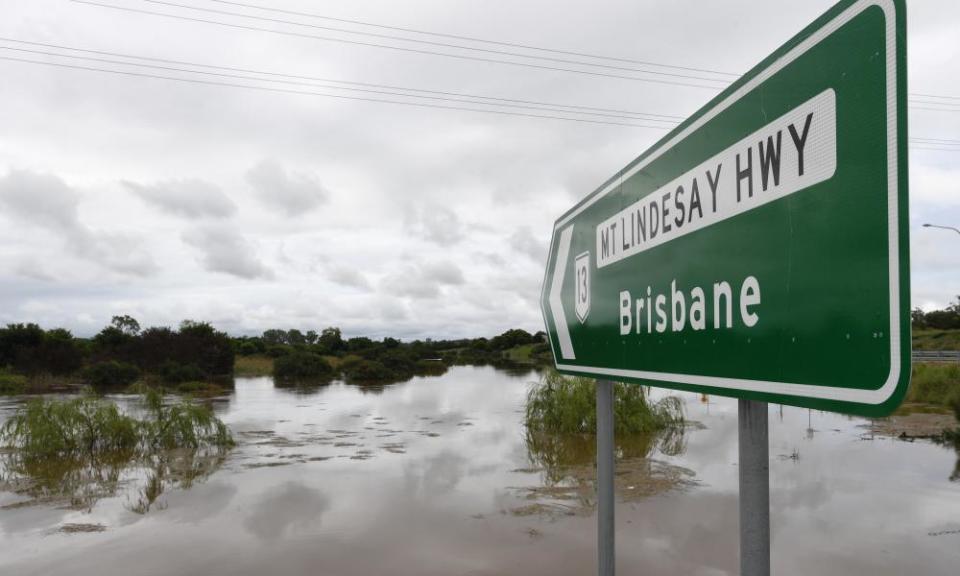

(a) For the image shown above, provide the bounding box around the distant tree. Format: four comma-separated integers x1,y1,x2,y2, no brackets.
0,323,44,368
490,329,534,350
111,315,141,336
319,327,345,353
915,297,960,330
261,329,288,346
911,308,928,329
305,330,319,345
347,337,375,352
35,328,83,375
286,329,306,346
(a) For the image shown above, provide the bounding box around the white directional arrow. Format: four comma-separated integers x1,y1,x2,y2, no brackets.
549,225,575,359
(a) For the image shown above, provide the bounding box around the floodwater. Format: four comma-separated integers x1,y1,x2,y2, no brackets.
1,365,959,575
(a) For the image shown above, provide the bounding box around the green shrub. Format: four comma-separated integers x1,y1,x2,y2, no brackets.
273,352,333,383
0,372,28,395
82,361,141,389
525,371,684,435
343,359,394,382
907,363,960,405
159,361,205,384
265,344,291,358
947,388,960,422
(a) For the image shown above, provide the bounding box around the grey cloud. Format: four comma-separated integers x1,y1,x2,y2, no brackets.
246,159,328,216
181,224,274,280
243,482,330,542
421,261,465,285
509,226,547,262
407,204,464,245
123,178,236,219
381,260,465,299
378,296,409,321
0,169,157,277
15,259,55,282
327,265,371,290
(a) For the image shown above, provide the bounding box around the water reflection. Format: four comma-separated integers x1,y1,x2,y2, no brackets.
0,445,228,513
518,425,695,517
243,481,330,541
2,367,960,576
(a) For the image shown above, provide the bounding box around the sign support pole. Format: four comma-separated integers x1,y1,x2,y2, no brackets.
596,379,615,576
738,399,770,576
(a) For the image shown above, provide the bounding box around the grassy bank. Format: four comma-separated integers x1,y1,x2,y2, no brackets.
912,329,960,351
907,363,960,416
234,354,274,377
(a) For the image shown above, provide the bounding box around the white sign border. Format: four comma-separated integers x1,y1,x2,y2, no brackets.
541,0,902,406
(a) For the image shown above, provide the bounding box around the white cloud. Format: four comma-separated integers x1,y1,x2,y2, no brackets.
381,260,466,300
181,225,274,280
1,0,959,337
0,169,157,277
509,226,547,262
246,159,328,216
327,265,371,290
124,178,237,219
406,204,464,245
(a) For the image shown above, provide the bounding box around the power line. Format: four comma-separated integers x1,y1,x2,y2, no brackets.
107,0,733,83
910,105,960,114
0,37,685,122
910,145,960,152
205,0,740,78
0,55,675,129
69,0,727,90
0,45,673,122
910,136,960,145
4,51,957,148
81,0,960,104
911,92,960,102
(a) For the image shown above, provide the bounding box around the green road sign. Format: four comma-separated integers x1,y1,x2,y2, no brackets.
540,0,908,416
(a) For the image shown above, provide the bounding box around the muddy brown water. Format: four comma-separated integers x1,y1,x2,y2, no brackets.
1,366,959,575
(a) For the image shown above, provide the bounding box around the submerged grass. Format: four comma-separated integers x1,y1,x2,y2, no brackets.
525,370,684,435
0,389,233,511
1,389,233,462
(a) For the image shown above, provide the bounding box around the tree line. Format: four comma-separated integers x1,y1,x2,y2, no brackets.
0,316,552,391
912,296,960,330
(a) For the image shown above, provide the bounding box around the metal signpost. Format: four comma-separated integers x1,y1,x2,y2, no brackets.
539,1,907,574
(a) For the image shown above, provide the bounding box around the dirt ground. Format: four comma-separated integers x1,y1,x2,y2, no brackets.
870,404,958,439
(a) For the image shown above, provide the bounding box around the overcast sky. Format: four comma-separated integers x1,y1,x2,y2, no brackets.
1,0,958,339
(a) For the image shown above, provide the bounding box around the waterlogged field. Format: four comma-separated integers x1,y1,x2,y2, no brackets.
1,366,959,575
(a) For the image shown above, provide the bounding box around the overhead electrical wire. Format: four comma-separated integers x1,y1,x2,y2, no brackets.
0,55,680,129
204,0,740,77
0,42,954,150
68,0,727,90
72,0,960,104
0,38,685,122
114,0,732,83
